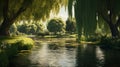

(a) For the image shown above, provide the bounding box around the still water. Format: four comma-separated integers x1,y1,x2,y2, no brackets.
10,38,120,67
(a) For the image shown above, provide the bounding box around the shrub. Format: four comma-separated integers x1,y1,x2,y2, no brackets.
66,18,76,33
47,18,65,34
17,22,44,35
98,36,120,50
0,37,34,67
0,50,9,67
15,40,34,50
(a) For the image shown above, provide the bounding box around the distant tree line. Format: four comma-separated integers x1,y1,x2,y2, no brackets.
10,18,76,36
10,21,44,35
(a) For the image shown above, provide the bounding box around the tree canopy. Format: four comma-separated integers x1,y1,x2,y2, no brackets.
0,0,68,36
47,18,65,34
0,0,68,21
68,0,120,41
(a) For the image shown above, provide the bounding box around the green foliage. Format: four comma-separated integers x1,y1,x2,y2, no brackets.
0,0,67,20
74,0,97,42
15,40,34,50
47,18,65,34
17,23,28,34
0,50,9,67
68,0,74,18
97,15,111,35
0,0,68,36
10,23,18,35
34,22,44,34
17,21,44,35
0,40,34,57
0,36,34,51
66,18,76,33
98,36,120,50
0,37,34,67
69,0,120,41
4,43,19,58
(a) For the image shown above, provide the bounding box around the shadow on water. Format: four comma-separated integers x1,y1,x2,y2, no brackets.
10,38,120,67
76,44,104,67
76,44,120,67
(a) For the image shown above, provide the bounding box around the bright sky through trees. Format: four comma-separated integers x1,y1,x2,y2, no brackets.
57,7,68,21
50,7,68,21
50,6,74,21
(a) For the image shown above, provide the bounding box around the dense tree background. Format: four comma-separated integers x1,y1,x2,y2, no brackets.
68,0,120,41
0,0,67,36
1,0,120,42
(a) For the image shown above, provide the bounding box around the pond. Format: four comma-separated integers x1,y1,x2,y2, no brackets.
10,38,120,67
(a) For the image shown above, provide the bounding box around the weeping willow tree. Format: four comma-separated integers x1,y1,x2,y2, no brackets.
97,0,120,38
68,0,74,18
74,0,97,41
68,0,120,41
0,0,68,36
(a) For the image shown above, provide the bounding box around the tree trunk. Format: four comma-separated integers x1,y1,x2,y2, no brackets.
108,22,119,38
0,19,12,36
0,3,26,36
108,8,119,38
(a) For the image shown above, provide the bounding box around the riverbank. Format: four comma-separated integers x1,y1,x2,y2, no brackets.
98,37,120,50
0,36,34,67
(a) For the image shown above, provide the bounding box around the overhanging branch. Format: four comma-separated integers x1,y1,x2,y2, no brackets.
9,7,26,24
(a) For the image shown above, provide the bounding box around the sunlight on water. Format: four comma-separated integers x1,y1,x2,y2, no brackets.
96,46,105,67
29,42,76,67
10,38,120,67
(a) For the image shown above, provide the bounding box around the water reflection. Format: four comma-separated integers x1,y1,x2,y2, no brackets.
29,42,106,67
76,45,97,67
96,46,105,67
10,38,120,67
103,49,120,67
29,42,76,67
48,43,60,50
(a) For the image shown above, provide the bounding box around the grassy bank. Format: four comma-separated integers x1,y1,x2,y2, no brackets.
0,36,34,67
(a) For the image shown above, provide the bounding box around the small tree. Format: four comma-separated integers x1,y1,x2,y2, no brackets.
47,18,65,35
66,18,76,34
